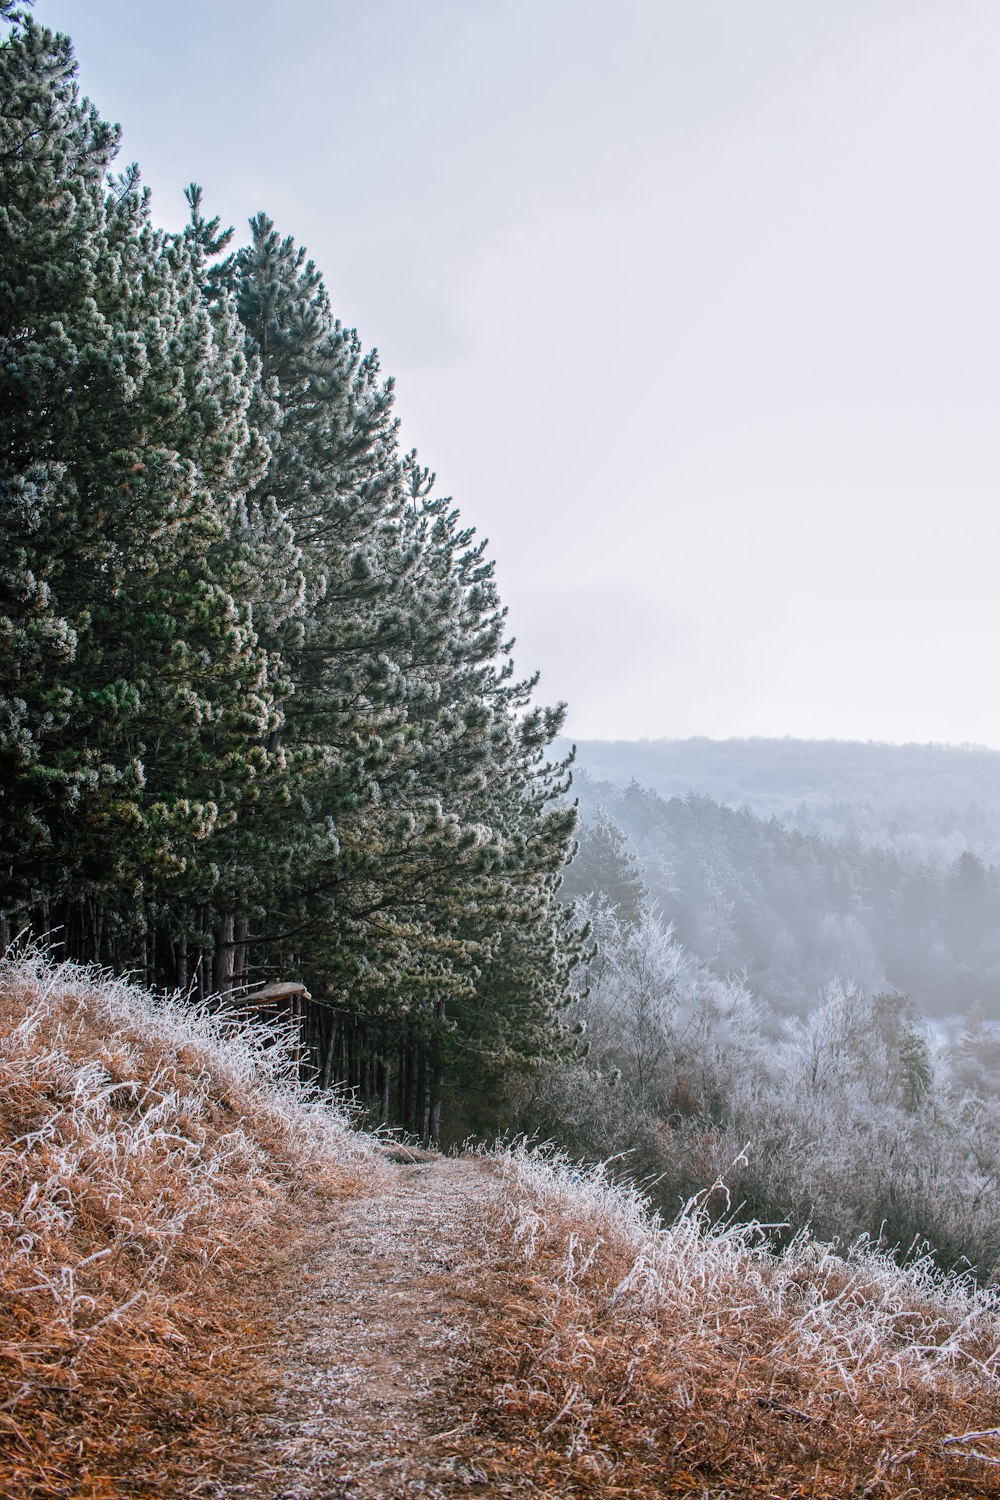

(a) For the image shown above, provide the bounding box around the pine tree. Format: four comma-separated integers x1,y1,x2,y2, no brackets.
0,14,283,970
226,217,580,1131
0,9,580,1139
559,807,647,926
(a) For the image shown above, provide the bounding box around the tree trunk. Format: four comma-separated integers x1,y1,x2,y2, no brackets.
428,999,446,1147
290,993,303,1080
418,1043,433,1147
319,1013,340,1091
174,929,188,991
403,1037,419,1134
376,1053,389,1122
233,914,249,990
212,913,236,996
397,1042,409,1125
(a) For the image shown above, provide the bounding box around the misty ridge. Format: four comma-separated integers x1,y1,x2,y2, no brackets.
560,737,1000,1023
565,736,1000,865
505,736,1000,1280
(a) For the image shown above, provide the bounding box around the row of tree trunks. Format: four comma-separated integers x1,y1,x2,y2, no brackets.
1,905,262,1001
211,913,251,998
1,910,451,1143
290,1010,447,1144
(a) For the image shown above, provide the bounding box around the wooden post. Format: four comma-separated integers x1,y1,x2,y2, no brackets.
242,981,312,1079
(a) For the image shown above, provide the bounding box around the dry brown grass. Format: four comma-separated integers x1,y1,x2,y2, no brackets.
0,952,379,1500
449,1146,1000,1498
9,954,1000,1498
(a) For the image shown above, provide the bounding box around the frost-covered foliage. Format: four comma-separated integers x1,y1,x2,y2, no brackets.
515,901,1000,1277
0,951,380,1494
0,6,579,1134
464,1141,1000,1495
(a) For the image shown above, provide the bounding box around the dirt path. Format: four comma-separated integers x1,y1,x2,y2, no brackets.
229,1157,491,1500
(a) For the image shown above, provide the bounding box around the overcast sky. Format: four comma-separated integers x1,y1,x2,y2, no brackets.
38,0,1000,746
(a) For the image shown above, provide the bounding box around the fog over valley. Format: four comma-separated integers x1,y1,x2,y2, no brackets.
568,736,1000,863
565,740,1000,1022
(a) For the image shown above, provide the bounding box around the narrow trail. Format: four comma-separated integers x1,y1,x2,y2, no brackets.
231,1158,493,1500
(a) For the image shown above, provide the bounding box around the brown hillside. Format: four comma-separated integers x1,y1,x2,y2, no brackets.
4,956,1000,1498
0,953,381,1498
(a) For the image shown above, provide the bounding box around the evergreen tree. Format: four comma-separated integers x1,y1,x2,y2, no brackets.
226,217,579,1130
0,14,284,969
0,11,580,1138
559,806,647,926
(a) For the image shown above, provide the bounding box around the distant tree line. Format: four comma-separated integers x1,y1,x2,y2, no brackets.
565,781,1000,1018
568,736,1000,867
0,7,580,1138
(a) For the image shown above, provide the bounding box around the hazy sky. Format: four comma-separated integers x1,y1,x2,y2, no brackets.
37,0,1000,746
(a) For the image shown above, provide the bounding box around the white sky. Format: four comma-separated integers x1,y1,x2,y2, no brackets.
37,0,1000,746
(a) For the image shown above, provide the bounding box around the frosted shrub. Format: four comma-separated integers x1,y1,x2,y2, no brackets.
520,903,1000,1276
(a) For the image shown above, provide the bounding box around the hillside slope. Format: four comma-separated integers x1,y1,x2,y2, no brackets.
3,957,1000,1497
566,776,1000,1018
0,953,383,1497
568,736,1000,865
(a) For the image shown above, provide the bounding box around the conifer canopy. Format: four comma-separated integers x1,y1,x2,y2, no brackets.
0,5,580,1139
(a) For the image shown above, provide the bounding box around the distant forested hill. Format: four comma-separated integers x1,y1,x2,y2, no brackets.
564,737,1000,866
563,775,1000,1020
